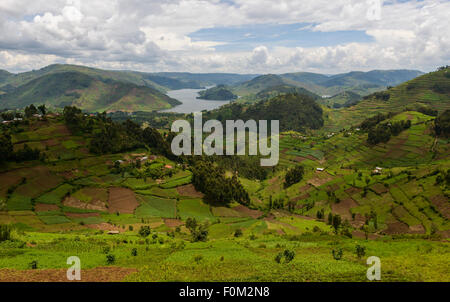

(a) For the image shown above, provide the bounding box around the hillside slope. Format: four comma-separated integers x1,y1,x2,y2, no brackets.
204,93,324,131
0,71,181,112
197,85,238,100
323,67,450,132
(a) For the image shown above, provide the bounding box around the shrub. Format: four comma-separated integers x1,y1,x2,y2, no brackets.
283,249,295,263
131,248,138,256
106,254,116,265
29,260,38,269
138,225,151,237
191,224,209,242
355,245,366,259
0,225,12,242
234,228,243,238
193,255,203,264
332,248,343,260
275,249,295,263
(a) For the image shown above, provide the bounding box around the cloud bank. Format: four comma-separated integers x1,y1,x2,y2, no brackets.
0,0,448,73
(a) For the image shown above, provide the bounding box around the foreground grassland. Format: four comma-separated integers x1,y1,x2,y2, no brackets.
1,230,448,282
0,107,449,281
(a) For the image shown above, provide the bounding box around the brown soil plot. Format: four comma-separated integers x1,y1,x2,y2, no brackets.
108,187,139,214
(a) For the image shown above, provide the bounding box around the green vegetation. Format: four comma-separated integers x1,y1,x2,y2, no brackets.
0,71,181,112
0,67,448,282
204,93,323,132
197,85,237,100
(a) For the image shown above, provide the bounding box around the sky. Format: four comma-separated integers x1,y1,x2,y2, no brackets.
0,0,448,74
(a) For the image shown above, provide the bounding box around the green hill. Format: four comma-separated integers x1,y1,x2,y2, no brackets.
0,70,12,83
153,72,258,86
319,91,362,108
204,93,323,131
323,67,450,132
0,71,181,112
319,70,424,88
233,70,422,102
233,74,288,95
0,64,208,93
255,85,320,100
0,103,448,282
197,85,238,100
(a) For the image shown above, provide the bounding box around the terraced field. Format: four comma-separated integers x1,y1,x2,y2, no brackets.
0,98,449,282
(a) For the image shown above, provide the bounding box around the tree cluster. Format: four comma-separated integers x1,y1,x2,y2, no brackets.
191,160,249,205
185,218,209,242
203,93,324,132
367,120,411,145
435,109,450,138
284,165,305,188
0,134,40,164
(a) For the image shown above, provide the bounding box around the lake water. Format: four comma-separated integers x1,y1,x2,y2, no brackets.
160,88,232,113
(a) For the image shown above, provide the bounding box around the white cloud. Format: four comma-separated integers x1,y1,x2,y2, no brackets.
0,0,448,73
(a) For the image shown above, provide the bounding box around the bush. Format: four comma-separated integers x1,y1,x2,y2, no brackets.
193,255,203,264
283,249,295,263
191,224,209,242
275,249,296,263
355,245,366,259
138,225,151,237
0,225,12,242
332,248,343,260
234,228,243,238
131,248,138,256
106,254,116,265
29,260,38,269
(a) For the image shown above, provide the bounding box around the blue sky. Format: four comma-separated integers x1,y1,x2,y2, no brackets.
189,23,374,52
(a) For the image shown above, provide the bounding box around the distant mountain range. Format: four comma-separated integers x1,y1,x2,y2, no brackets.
0,64,423,112
233,70,424,105
322,67,450,131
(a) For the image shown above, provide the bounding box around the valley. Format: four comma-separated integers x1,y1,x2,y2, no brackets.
0,65,449,282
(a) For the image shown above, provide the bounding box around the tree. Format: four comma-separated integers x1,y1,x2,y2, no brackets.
138,225,151,237
355,245,366,259
185,217,209,242
106,254,116,264
284,165,305,188
331,214,342,234
435,110,450,137
24,104,38,118
275,249,295,263
186,217,198,231
191,160,249,205
131,248,138,257
38,104,47,115
0,134,13,163
332,248,343,260
1,111,14,121
0,225,12,242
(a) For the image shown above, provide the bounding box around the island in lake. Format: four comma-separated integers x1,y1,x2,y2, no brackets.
196,84,238,100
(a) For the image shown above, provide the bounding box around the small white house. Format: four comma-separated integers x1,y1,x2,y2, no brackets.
316,167,325,171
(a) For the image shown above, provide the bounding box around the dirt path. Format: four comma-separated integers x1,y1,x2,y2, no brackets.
0,267,137,282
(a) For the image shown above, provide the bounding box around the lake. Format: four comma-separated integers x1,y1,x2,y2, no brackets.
160,88,232,113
